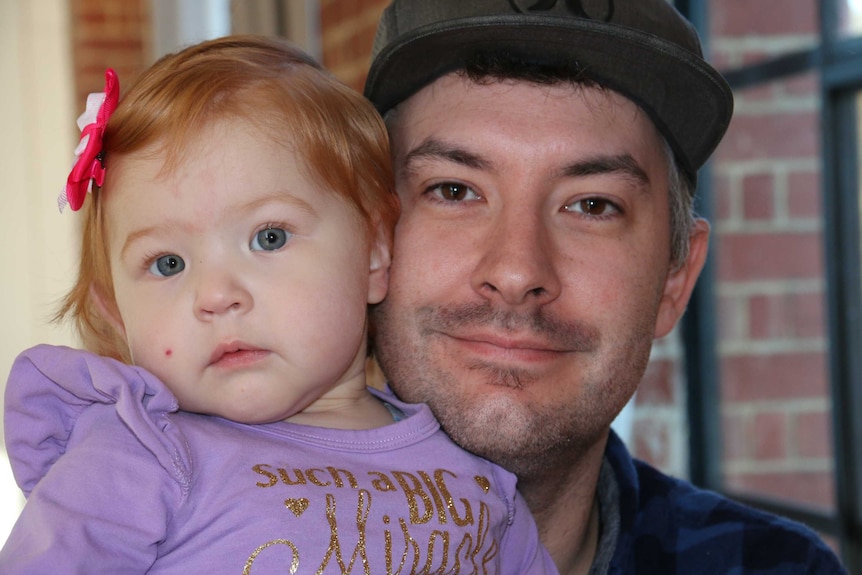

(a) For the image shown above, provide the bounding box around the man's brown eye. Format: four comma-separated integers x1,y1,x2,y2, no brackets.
440,183,469,201
427,182,480,203
580,198,609,215
563,197,620,217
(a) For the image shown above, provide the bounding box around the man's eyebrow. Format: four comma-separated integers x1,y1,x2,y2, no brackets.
401,138,493,174
560,154,650,187
402,140,649,187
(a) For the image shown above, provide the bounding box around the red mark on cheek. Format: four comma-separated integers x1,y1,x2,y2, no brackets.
165,349,173,357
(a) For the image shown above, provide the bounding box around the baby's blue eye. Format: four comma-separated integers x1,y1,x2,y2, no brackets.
150,255,185,277
251,228,290,251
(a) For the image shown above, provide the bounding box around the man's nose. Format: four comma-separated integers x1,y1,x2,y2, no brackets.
470,204,562,307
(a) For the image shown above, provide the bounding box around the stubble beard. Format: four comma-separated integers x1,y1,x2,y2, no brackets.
372,300,654,480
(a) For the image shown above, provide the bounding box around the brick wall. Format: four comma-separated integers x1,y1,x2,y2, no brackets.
631,334,689,477
69,0,151,109
319,0,387,90
709,0,834,509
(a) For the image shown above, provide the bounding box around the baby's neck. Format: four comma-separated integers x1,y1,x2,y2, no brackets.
285,390,394,429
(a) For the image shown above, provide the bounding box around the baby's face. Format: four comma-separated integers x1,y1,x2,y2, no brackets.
102,118,389,423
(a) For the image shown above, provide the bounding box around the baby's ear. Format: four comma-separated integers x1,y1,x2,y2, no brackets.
89,285,126,340
367,221,391,305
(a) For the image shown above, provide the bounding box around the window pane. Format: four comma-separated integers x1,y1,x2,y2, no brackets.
837,0,862,37
710,70,836,513
858,94,862,233
709,0,818,68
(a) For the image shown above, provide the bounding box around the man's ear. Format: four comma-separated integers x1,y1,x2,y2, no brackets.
367,222,392,305
90,284,127,340
654,218,710,339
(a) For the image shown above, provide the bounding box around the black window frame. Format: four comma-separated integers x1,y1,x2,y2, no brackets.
678,0,862,570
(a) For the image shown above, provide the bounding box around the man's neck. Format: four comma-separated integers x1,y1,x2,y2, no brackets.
518,434,609,575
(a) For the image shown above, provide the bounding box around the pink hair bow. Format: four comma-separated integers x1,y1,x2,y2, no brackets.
59,68,120,212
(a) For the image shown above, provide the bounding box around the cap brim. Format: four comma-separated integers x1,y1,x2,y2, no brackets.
365,15,733,178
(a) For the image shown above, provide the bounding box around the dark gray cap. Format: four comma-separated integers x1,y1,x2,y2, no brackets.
364,0,734,184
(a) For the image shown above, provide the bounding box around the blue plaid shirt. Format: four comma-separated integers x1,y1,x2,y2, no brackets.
598,431,847,574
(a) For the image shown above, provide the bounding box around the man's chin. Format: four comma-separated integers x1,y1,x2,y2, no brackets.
434,395,541,453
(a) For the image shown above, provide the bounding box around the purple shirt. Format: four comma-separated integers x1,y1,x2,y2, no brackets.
1,345,556,574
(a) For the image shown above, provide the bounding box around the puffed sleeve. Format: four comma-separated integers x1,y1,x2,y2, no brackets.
0,344,193,573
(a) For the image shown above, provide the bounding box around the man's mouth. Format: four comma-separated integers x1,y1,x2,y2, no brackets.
446,332,567,364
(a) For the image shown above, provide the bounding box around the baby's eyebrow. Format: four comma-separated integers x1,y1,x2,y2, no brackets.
119,192,319,259
240,191,318,218
120,222,181,260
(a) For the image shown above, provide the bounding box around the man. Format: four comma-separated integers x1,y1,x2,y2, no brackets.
365,0,846,573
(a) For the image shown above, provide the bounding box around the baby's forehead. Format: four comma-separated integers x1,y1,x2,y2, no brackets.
102,126,358,219
105,118,296,187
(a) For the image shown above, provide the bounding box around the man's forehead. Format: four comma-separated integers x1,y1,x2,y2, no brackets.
390,72,656,152
389,73,674,200
398,72,647,125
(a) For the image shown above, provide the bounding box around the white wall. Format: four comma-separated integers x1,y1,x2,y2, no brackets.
0,0,78,543
151,0,231,57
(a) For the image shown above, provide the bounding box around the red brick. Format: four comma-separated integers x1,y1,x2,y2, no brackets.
748,291,826,340
735,83,775,102
354,69,369,91
718,111,820,163
722,412,752,461
636,359,675,406
717,232,824,281
71,0,149,107
785,72,819,97
721,352,828,402
747,295,770,339
788,172,822,218
707,51,732,70
355,20,378,52
752,411,789,460
321,0,387,85
711,173,733,222
717,294,746,340
711,0,817,37
726,74,816,102
794,410,835,459
320,0,344,29
742,174,775,220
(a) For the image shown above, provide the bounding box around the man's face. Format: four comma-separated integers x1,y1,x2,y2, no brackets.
372,74,707,476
